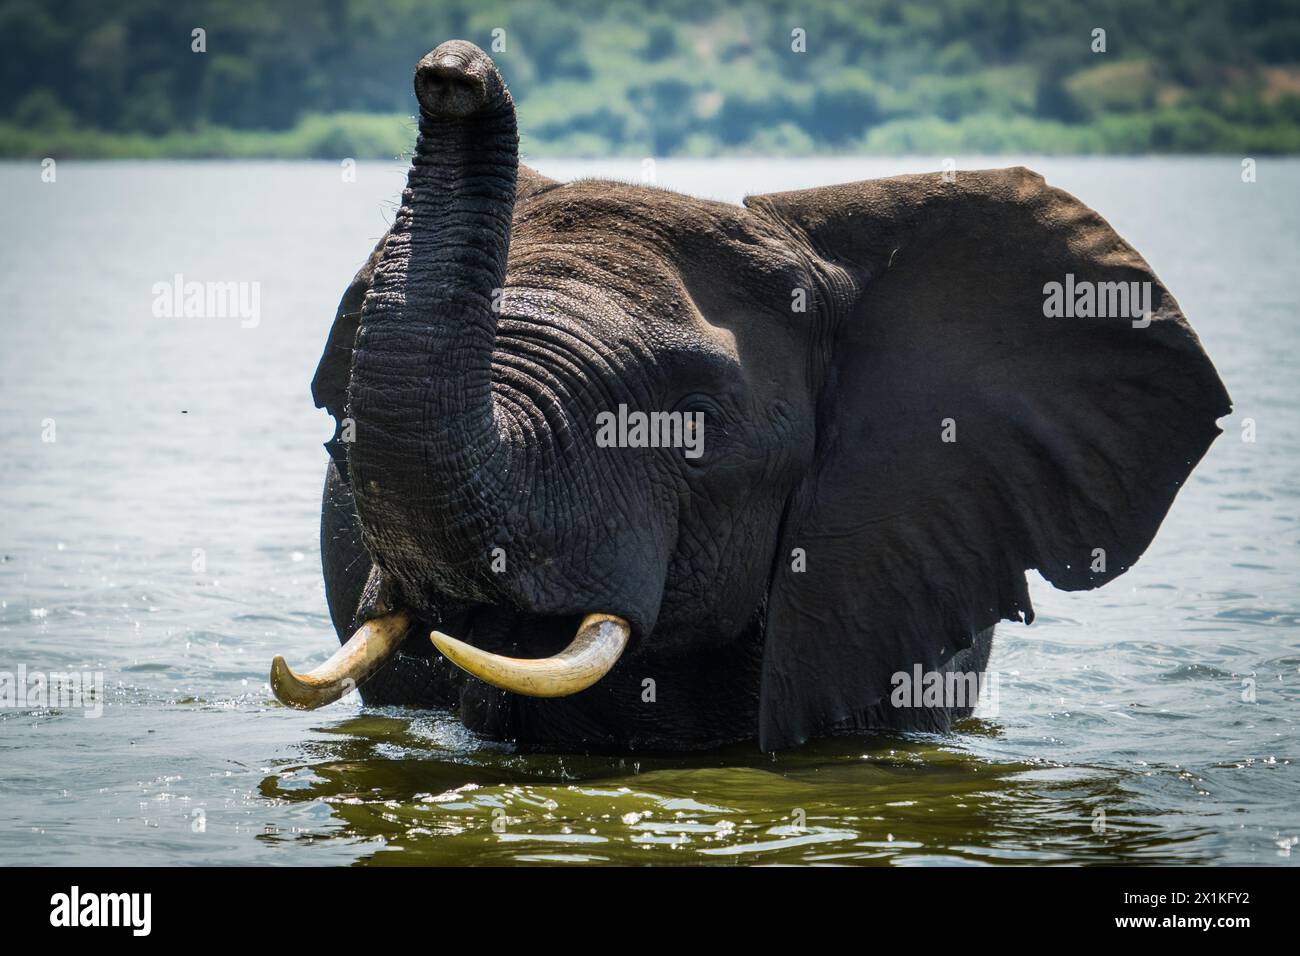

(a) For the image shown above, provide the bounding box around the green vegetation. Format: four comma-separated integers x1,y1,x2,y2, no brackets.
3,0,1299,158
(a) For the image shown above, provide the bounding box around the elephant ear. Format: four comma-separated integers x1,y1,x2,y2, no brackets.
744,167,1231,751
313,231,384,418
312,231,387,438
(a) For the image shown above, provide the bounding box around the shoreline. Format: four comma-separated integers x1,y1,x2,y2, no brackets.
6,109,1299,161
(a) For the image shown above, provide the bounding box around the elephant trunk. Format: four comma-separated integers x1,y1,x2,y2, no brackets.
347,40,519,597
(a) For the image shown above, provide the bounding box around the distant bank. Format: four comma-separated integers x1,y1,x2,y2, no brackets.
5,106,1298,160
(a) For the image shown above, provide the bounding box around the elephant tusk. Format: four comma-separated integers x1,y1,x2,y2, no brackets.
270,610,413,710
430,613,630,698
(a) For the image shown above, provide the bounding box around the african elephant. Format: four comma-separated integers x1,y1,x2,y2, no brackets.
270,41,1231,752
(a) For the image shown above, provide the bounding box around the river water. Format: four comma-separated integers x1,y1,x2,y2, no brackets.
1,157,1296,865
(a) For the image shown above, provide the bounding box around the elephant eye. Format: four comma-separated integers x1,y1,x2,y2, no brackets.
674,393,725,424
675,392,722,414
673,394,727,466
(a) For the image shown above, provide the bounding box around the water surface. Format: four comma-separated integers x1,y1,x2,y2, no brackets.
1,157,1297,865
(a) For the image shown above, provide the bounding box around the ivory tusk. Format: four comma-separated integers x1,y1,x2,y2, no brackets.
430,613,630,698
270,610,413,709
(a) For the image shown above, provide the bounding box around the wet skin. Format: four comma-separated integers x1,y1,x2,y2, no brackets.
309,41,1230,753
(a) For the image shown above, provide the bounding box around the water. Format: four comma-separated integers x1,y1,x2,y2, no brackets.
1,157,1296,866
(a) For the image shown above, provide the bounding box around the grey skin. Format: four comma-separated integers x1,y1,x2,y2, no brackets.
309,40,1231,752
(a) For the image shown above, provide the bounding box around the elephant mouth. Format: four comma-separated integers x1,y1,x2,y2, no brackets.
270,605,630,710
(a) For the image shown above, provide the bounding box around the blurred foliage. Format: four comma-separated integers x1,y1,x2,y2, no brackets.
2,0,1299,157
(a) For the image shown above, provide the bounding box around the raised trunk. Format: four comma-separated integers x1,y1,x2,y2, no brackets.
347,42,520,598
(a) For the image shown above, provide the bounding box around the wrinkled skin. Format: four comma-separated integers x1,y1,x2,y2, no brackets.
309,41,1231,752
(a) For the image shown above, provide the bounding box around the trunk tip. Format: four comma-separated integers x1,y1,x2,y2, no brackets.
415,40,509,119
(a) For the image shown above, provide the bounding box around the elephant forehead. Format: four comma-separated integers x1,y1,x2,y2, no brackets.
512,181,807,284
494,274,741,383
506,183,814,349
514,178,740,235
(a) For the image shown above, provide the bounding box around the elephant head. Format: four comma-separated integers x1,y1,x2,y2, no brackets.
272,41,1231,751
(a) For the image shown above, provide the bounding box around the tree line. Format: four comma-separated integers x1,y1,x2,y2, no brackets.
3,0,1298,157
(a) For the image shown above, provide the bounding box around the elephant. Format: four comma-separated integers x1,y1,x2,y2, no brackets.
270,40,1231,753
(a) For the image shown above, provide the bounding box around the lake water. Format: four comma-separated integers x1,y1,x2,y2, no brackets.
1,156,1296,866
